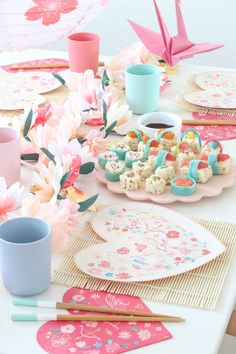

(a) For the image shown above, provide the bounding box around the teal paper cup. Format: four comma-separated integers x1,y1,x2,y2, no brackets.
125,64,161,115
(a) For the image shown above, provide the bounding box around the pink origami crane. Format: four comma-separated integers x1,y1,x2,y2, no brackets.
128,0,223,66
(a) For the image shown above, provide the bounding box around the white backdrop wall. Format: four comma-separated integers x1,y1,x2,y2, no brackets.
44,0,236,68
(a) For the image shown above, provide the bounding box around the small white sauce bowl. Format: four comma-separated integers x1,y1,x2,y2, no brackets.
137,112,182,137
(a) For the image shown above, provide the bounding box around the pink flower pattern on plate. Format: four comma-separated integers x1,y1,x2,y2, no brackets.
25,0,78,26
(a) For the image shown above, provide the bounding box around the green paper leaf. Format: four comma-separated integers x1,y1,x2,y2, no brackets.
23,108,33,141
102,70,110,90
78,194,99,212
21,153,39,161
103,100,107,128
105,120,117,138
52,72,65,85
40,148,55,164
80,162,95,175
60,170,72,189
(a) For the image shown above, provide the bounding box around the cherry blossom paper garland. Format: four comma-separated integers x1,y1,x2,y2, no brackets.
37,288,172,354
182,113,236,141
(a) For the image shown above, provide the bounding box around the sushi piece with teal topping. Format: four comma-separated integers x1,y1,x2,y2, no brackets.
98,151,118,169
105,161,125,182
110,143,130,160
125,151,145,169
171,176,197,196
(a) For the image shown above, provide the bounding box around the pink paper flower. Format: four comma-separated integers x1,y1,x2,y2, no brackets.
0,178,24,221
62,155,81,189
25,0,78,26
83,129,106,157
31,105,52,129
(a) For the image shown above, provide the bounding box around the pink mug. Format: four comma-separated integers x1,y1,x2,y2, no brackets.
67,32,100,74
0,127,20,186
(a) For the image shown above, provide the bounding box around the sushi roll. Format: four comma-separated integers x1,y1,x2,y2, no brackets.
98,151,118,169
145,175,166,194
110,143,130,160
125,151,144,168
132,161,153,180
155,130,177,152
180,160,212,183
171,176,197,196
155,165,175,184
202,153,231,175
180,129,202,154
120,171,141,191
172,142,196,165
138,135,160,158
201,139,223,156
123,129,143,151
151,150,177,172
105,161,125,182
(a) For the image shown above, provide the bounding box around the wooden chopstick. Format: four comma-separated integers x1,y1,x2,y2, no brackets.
11,313,185,322
13,298,181,320
9,61,105,70
183,119,236,126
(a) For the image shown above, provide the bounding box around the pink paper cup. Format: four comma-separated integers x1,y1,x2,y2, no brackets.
0,127,20,186
67,32,100,74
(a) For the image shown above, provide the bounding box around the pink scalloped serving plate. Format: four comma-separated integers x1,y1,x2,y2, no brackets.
96,164,236,203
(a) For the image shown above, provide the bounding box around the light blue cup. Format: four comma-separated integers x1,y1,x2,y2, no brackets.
0,217,51,296
125,64,161,115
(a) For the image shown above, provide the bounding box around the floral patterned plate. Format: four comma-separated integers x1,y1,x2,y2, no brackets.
195,71,236,92
184,90,236,109
0,93,45,110
0,71,62,95
75,204,225,281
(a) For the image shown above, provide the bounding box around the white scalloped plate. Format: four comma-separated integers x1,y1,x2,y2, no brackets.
75,203,225,281
96,164,236,203
195,71,236,92
0,71,61,95
184,90,236,109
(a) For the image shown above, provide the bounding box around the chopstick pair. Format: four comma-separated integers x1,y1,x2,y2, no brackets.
183,119,236,126
9,61,105,70
11,298,185,323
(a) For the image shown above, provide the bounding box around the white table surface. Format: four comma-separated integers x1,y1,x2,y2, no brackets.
0,49,236,354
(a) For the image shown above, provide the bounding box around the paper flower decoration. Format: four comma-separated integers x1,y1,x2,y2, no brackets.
0,178,24,221
129,0,223,66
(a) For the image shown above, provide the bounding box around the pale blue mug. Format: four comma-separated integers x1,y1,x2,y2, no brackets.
125,64,161,114
0,217,51,296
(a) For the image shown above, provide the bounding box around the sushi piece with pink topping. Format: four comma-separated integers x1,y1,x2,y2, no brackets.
180,160,212,183
172,141,196,165
171,176,197,196
201,153,231,175
149,150,177,172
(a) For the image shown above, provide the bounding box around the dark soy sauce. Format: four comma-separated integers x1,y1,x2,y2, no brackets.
145,123,174,129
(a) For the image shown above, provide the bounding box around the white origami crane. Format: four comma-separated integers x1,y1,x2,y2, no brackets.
128,0,223,66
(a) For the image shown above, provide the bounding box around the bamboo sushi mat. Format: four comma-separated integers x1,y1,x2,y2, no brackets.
51,206,236,310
